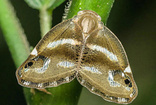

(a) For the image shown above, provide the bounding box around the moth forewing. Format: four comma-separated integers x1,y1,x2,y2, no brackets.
16,18,81,88
16,10,137,104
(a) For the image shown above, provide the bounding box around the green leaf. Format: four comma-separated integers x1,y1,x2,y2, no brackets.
25,0,65,10
25,0,65,36
49,0,65,10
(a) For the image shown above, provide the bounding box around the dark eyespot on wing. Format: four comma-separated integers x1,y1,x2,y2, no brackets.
124,79,130,84
24,64,28,68
24,61,33,68
129,83,132,87
24,55,47,69
28,62,33,66
124,76,133,87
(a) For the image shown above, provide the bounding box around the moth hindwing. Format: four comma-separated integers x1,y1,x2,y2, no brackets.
16,10,138,104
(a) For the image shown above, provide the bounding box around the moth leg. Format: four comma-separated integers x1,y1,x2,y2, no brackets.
37,88,51,95
30,88,51,95
30,88,35,95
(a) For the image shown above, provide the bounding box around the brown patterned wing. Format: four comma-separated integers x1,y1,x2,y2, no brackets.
77,25,138,104
16,19,83,88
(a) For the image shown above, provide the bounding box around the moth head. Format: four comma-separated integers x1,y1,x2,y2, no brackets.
73,10,102,34
77,10,101,21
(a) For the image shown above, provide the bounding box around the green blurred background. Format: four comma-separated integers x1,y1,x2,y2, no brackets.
0,0,156,105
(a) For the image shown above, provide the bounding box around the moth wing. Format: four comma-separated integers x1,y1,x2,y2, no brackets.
77,26,138,104
16,19,82,88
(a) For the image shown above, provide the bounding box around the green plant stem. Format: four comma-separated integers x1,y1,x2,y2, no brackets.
0,0,30,67
39,6,52,37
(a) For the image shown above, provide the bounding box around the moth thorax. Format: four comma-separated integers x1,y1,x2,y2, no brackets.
80,16,97,34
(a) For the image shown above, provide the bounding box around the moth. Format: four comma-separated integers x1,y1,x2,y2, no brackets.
16,10,138,104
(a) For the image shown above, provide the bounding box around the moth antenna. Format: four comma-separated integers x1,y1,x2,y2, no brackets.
62,0,72,21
